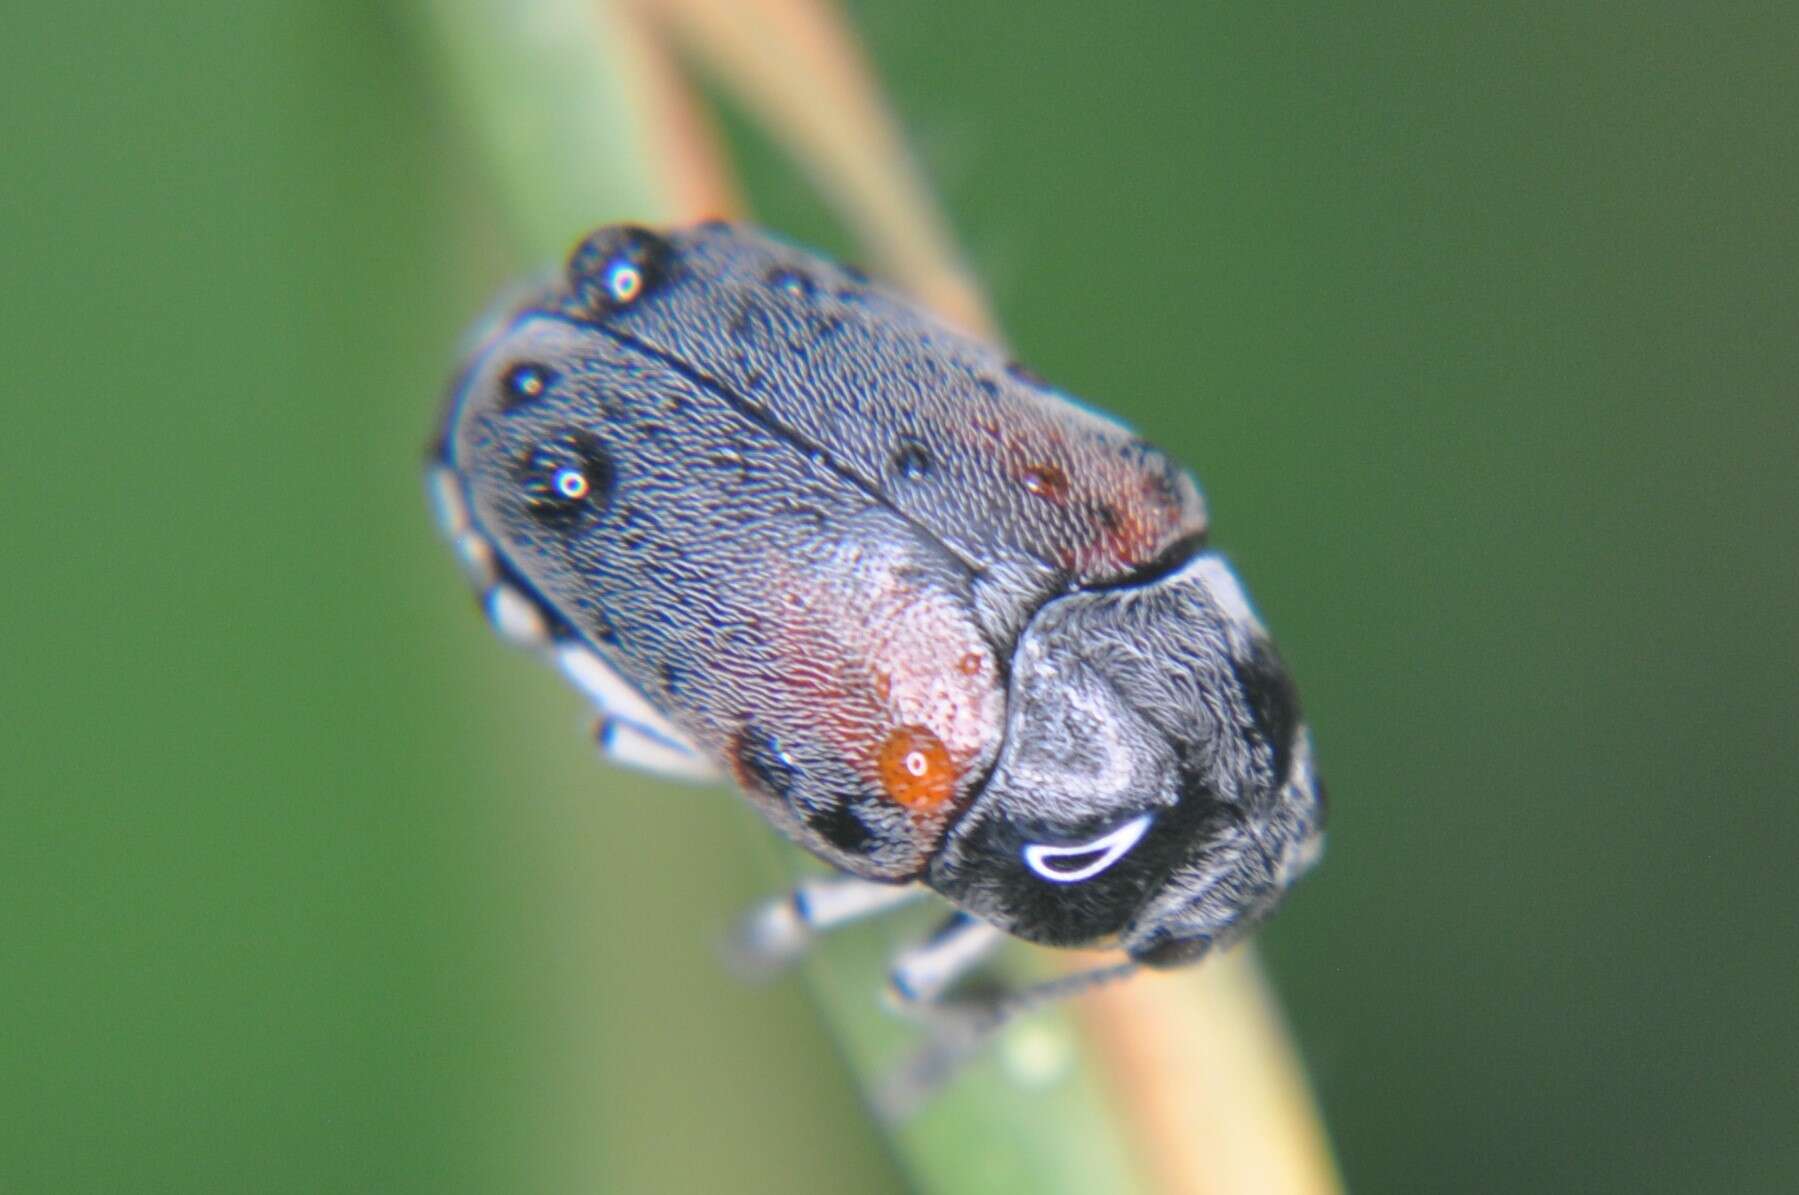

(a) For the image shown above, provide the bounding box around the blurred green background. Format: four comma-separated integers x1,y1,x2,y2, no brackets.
5,2,1795,1192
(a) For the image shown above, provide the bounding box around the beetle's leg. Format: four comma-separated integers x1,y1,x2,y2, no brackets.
545,626,721,782
591,715,720,781
875,949,1139,1122
551,639,720,782
429,462,722,784
885,912,1007,1006
728,876,927,976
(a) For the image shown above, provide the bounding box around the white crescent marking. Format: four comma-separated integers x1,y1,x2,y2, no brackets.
1022,813,1154,884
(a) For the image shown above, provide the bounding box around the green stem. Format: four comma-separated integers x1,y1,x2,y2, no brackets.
411,0,668,258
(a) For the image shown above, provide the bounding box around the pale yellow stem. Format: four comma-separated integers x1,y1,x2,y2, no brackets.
610,3,746,221
632,0,994,336
1082,950,1342,1194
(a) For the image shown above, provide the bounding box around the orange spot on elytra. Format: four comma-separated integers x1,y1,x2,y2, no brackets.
1021,463,1070,503
958,651,984,676
876,725,956,813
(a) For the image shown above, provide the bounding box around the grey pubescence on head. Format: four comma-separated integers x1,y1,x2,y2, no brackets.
926,551,1324,961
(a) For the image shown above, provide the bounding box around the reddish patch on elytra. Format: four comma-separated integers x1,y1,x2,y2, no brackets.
876,725,957,813
1090,498,1165,569
1020,462,1070,503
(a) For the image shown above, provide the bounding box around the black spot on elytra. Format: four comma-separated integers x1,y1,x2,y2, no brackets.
807,802,872,853
976,376,1000,398
735,727,799,800
517,431,615,526
1230,638,1301,788
1125,438,1188,510
766,268,816,301
892,439,931,479
1093,502,1121,532
500,363,554,409
582,606,619,644
563,225,672,317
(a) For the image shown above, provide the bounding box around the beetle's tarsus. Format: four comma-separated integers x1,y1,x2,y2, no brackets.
725,877,924,978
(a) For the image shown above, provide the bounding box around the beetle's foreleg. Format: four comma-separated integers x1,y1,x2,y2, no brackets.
885,912,1007,1006
727,877,927,976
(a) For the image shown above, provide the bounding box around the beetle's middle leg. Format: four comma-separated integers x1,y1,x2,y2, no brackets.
728,876,927,975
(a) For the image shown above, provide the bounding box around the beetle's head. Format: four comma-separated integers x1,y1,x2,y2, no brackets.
926,550,1324,965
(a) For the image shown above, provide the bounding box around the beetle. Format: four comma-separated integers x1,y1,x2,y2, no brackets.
427,222,1323,1041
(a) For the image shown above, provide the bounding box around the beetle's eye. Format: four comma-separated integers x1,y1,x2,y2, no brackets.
519,432,614,524
1022,813,1153,884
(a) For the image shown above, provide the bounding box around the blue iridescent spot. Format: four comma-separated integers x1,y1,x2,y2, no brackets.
502,363,551,407
605,259,644,303
553,467,590,501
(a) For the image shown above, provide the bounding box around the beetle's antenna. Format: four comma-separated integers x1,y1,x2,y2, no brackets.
873,960,1140,1122
998,959,1142,1017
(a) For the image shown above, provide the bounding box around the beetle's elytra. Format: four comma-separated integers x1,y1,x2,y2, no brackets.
429,222,1322,989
